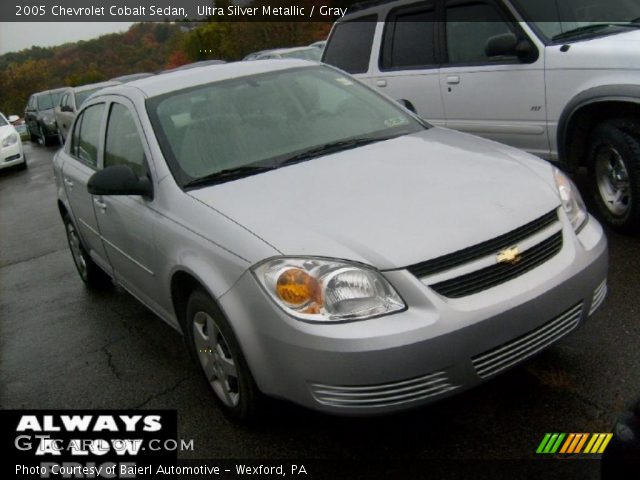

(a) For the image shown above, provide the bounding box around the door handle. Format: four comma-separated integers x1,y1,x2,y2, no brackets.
64,178,74,188
93,197,107,211
446,75,461,85
376,79,387,87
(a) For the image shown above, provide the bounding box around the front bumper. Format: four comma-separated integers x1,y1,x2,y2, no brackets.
0,141,25,170
219,212,608,415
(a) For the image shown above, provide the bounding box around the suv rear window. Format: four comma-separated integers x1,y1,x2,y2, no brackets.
323,17,377,74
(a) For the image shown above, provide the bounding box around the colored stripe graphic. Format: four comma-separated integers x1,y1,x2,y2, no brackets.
538,433,612,454
536,433,565,454
584,433,613,454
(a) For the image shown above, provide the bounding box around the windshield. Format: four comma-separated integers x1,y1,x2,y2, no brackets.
36,92,63,110
513,0,640,39
75,88,101,107
148,66,425,186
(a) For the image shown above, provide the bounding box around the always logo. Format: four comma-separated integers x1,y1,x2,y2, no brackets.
2,410,178,479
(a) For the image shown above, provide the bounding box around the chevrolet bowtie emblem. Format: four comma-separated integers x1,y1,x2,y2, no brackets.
496,246,522,265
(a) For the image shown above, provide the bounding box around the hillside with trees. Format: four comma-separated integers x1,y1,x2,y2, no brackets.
0,18,329,116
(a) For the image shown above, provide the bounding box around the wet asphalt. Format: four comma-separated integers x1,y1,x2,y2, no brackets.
0,142,638,476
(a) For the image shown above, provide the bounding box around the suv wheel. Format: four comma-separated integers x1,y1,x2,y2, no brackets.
185,289,262,422
587,121,640,234
62,214,111,289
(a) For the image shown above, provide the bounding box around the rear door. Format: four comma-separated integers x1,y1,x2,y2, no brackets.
437,0,549,157
61,103,112,274
369,1,446,125
93,99,162,310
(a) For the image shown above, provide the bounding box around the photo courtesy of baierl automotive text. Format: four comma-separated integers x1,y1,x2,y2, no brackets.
0,0,638,479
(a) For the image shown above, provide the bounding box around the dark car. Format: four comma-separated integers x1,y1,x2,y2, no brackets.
24,88,66,146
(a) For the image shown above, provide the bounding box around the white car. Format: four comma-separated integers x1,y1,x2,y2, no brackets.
0,112,26,171
323,0,640,234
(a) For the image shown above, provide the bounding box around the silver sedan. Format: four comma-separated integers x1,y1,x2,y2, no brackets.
53,60,607,421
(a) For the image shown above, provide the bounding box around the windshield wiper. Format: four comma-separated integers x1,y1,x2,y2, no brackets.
275,135,402,168
183,165,276,189
552,23,637,41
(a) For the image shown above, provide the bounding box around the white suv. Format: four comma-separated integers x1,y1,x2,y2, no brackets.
322,0,640,234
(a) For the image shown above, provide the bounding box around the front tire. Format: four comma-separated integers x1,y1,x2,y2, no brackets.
185,289,262,422
587,121,640,235
62,214,111,289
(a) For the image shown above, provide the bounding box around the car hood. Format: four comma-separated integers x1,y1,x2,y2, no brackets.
189,128,560,270
0,124,17,139
547,28,640,70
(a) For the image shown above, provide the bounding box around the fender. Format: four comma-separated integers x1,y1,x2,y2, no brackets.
557,84,640,167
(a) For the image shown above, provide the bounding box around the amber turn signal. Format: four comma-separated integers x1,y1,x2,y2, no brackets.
276,268,321,307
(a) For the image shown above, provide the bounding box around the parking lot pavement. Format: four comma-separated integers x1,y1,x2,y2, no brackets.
1,142,638,467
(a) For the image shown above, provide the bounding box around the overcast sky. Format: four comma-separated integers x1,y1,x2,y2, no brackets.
0,22,134,54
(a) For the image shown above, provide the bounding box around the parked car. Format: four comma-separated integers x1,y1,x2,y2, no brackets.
242,50,269,61
0,112,26,170
323,0,640,234
110,73,155,83
55,81,120,142
309,40,327,51
54,60,607,421
24,88,66,146
254,46,322,61
163,60,226,73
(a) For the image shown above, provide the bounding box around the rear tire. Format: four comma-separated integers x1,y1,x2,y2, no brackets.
185,289,262,422
586,121,640,235
62,214,111,289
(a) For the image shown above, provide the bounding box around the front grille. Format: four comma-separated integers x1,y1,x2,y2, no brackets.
407,210,558,278
589,280,607,315
472,303,583,379
430,231,563,298
309,370,458,408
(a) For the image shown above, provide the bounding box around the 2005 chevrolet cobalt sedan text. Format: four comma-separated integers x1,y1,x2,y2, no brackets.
53,60,608,421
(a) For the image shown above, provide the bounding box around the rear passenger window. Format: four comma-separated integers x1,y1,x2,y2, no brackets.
104,103,147,177
323,17,377,74
381,4,436,70
71,104,104,168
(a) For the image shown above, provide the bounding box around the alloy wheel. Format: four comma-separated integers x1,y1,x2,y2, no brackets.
192,311,240,407
595,145,631,217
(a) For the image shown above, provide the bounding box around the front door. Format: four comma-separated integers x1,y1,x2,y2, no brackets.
438,0,549,158
93,100,162,310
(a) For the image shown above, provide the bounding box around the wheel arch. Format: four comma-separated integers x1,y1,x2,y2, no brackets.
557,85,640,171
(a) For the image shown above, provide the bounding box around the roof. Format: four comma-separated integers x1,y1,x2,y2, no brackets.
97,59,315,99
70,81,121,93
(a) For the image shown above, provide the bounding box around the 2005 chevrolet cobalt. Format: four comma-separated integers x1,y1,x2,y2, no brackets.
53,60,607,421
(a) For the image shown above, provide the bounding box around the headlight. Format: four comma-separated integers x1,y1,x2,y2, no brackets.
253,257,405,322
554,168,588,232
1,133,18,148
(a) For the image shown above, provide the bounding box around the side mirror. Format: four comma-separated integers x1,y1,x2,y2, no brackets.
485,33,534,60
88,165,152,197
8,115,19,123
